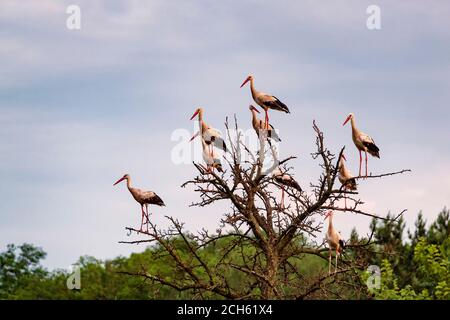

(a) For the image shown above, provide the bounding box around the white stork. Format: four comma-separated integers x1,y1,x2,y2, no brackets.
190,107,227,157
113,174,165,233
240,75,290,129
249,105,281,143
338,153,357,209
343,113,380,177
272,167,302,208
324,210,345,275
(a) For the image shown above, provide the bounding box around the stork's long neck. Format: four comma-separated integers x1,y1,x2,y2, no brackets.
249,79,257,100
198,110,208,133
350,117,360,135
328,215,334,233
200,120,208,133
125,177,132,190
339,157,345,172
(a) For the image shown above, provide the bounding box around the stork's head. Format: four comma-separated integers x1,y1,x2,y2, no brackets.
240,75,254,88
343,113,354,126
324,210,334,220
249,105,260,113
190,107,203,120
113,174,130,186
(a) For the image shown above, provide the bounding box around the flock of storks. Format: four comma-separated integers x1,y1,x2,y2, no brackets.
113,74,381,274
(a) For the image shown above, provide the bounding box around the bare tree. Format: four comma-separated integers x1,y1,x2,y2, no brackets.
119,117,410,299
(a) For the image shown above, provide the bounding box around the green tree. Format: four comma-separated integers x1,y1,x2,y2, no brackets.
0,243,47,298
375,237,449,300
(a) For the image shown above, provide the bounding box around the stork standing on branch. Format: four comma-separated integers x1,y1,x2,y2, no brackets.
113,174,165,233
272,167,302,208
240,75,290,129
190,107,227,157
343,113,380,177
249,105,281,143
338,153,357,210
324,210,345,275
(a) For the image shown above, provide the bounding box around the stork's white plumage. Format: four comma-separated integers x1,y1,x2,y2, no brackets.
190,107,227,155
201,138,223,173
113,174,165,233
343,113,380,177
249,105,281,142
324,211,344,274
241,75,290,129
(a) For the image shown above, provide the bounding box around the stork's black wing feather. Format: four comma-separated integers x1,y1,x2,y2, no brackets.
263,96,290,113
363,141,380,158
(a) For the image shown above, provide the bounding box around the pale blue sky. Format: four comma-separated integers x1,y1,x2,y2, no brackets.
0,0,449,268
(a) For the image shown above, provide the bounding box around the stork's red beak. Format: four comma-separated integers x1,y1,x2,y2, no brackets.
113,176,126,186
342,154,347,161
190,131,200,142
324,210,333,220
343,115,352,126
190,109,199,120
240,76,251,88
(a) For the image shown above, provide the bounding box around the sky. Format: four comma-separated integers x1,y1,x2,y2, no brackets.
0,0,449,269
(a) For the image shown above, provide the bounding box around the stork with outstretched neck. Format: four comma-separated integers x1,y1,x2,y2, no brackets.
324,210,345,274
241,75,290,129
113,174,165,232
343,113,380,177
190,107,227,158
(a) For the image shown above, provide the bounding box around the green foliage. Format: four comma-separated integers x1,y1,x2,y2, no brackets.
0,243,47,299
374,237,450,300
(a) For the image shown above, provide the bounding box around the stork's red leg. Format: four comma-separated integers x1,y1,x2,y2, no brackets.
344,188,347,210
335,248,339,273
140,205,145,232
359,150,362,177
264,109,269,129
365,150,368,178
328,249,332,275
145,204,150,232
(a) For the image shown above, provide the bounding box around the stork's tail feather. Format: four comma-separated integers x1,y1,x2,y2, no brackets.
268,129,281,142
265,97,290,114
345,178,357,191
213,137,228,153
363,141,380,158
153,195,165,206
338,239,345,252
292,181,303,193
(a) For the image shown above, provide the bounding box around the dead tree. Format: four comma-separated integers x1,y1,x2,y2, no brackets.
120,117,410,299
